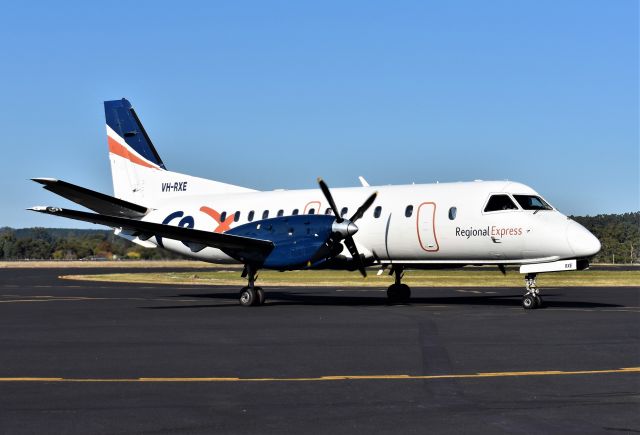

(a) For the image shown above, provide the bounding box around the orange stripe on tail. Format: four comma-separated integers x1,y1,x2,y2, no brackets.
108,136,160,170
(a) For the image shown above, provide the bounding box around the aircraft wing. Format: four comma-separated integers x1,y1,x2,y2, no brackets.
32,178,150,219
28,206,274,262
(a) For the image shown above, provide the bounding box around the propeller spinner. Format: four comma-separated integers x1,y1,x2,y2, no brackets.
317,178,377,277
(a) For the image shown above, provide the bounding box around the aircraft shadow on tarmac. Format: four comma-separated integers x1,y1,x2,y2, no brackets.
140,291,623,310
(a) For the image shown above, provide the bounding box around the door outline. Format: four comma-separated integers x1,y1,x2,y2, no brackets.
416,202,439,252
303,201,321,215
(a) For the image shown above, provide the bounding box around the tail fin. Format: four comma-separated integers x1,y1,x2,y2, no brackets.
105,99,166,171
105,98,256,205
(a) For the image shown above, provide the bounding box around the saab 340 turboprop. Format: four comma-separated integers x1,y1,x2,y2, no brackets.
30,98,601,309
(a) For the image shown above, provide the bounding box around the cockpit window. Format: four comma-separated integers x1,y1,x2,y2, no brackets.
484,194,518,212
513,195,552,211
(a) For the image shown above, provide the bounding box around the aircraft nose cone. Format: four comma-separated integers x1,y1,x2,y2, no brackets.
566,220,601,258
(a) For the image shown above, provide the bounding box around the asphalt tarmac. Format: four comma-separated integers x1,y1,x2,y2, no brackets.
0,267,638,434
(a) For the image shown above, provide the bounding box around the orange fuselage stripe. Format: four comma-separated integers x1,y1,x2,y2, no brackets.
200,206,236,233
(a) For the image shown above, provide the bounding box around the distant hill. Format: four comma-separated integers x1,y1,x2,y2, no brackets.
1,212,638,263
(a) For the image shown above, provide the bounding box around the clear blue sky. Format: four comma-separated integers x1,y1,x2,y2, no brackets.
0,0,637,228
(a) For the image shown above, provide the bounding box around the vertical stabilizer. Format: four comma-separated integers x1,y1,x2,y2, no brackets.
104,98,256,206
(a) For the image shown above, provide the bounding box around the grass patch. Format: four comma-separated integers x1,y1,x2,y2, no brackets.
62,269,640,287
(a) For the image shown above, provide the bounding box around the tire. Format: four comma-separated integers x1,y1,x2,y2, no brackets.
522,294,536,310
399,284,411,302
256,287,266,306
387,284,400,303
239,287,257,307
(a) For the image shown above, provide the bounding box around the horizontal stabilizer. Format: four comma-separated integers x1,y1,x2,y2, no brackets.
27,206,274,263
32,178,149,219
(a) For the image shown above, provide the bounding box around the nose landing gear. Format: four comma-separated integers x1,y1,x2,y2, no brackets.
522,273,542,309
387,265,411,303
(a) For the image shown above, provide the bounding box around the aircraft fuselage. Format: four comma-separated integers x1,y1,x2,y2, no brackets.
143,180,599,267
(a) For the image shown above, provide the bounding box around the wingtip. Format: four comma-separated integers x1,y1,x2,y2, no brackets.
31,178,58,185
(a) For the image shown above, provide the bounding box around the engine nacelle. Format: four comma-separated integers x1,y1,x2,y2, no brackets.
226,215,337,269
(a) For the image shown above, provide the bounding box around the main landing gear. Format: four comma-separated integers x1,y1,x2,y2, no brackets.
387,265,411,303
522,273,543,309
239,265,265,307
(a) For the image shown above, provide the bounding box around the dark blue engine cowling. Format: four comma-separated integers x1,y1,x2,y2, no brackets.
226,215,336,269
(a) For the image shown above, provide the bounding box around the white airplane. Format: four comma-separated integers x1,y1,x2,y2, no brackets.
30,98,601,309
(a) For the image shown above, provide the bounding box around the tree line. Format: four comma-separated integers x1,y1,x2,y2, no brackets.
571,212,639,264
0,211,638,263
0,227,181,261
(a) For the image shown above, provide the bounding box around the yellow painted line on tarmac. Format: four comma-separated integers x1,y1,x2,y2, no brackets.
0,367,638,383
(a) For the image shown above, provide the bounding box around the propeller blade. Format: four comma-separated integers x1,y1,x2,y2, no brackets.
317,177,343,223
349,191,378,223
344,236,367,277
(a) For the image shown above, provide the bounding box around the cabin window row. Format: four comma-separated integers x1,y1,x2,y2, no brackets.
218,206,384,222
218,205,458,223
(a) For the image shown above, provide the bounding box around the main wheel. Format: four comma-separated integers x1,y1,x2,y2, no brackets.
522,294,536,310
256,287,266,306
239,287,257,307
387,284,410,303
398,284,411,302
387,284,401,303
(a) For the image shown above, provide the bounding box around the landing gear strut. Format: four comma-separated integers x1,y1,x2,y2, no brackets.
239,265,265,307
522,273,542,309
387,265,411,303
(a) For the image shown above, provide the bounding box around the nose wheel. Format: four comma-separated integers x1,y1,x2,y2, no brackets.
239,265,266,307
522,273,542,309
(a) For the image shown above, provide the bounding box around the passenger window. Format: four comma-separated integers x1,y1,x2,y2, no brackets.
449,207,457,220
220,211,227,221
248,210,255,222
484,195,518,212
374,206,382,218
262,210,269,219
405,205,413,218
277,209,284,217
308,208,316,215
325,207,333,215
292,209,299,216
234,211,240,222
513,195,552,211
340,207,348,217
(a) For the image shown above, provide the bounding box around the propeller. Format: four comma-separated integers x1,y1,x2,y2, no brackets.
317,178,377,277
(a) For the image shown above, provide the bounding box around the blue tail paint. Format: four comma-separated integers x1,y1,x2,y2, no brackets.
104,98,166,169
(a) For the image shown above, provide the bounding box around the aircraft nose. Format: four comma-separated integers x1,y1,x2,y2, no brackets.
566,220,601,258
